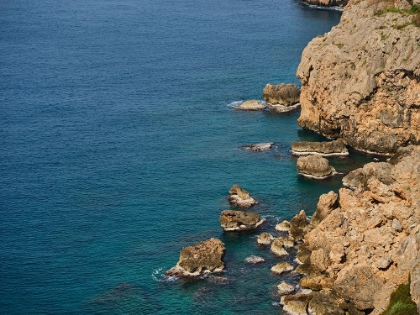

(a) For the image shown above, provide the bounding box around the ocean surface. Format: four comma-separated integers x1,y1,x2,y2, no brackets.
1,0,369,314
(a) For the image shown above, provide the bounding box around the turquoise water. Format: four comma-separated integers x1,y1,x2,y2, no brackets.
0,0,370,314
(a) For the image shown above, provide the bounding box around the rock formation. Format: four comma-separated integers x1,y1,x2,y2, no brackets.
219,210,265,231
166,238,226,278
228,184,258,208
233,100,266,111
275,220,291,232
270,237,290,257
271,262,294,275
297,0,420,155
291,139,349,156
277,282,296,296
294,145,420,313
303,0,348,8
239,142,274,152
245,255,265,264
263,83,300,106
257,232,274,245
296,155,337,179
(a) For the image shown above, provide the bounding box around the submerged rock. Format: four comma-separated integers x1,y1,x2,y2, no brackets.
165,238,225,278
271,262,294,275
245,255,265,264
291,139,348,157
239,142,274,152
262,83,300,106
228,184,258,208
233,100,266,111
296,155,336,179
219,210,265,231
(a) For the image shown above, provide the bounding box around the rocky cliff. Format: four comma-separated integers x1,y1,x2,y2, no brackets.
297,0,420,155
297,145,420,313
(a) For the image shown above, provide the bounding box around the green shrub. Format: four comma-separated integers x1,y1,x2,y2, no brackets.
380,282,418,315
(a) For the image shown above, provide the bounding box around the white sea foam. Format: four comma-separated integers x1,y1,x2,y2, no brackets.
227,100,243,107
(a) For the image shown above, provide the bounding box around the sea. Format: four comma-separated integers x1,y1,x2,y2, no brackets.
0,0,372,314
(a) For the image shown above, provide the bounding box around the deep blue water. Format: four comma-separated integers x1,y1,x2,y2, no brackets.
0,0,368,314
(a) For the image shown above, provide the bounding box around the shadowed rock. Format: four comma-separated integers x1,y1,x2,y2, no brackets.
289,210,309,242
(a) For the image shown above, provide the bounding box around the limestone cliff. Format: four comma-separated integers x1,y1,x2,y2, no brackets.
297,145,420,313
297,0,420,154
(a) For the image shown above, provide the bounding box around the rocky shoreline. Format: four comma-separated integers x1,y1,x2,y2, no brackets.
166,0,420,312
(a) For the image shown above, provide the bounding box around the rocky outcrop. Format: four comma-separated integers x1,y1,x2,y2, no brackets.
219,210,265,231
275,220,291,232
296,155,337,179
289,210,310,242
297,0,420,155
291,139,348,157
257,232,274,245
239,142,274,152
233,100,266,111
294,145,420,313
271,237,290,257
166,238,226,277
278,282,296,296
303,0,348,8
263,83,300,106
228,184,258,208
271,262,294,275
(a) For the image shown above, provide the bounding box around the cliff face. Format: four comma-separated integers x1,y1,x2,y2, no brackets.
298,145,420,313
297,0,420,154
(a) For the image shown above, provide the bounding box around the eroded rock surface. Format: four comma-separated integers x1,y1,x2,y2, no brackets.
297,0,420,155
220,210,265,231
233,100,266,111
166,238,226,278
294,145,420,313
262,83,300,106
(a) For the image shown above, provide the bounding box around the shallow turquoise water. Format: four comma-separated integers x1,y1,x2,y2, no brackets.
0,0,370,314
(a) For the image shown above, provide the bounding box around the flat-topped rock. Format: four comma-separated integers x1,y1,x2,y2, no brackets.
220,210,265,231
257,232,274,245
239,142,274,152
262,83,300,106
228,184,258,208
271,262,294,275
291,139,349,157
296,155,336,179
233,100,266,111
165,238,225,278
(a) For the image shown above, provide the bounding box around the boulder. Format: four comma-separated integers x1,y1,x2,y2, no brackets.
257,232,274,245
233,100,266,111
165,238,225,278
296,155,336,179
228,184,258,208
278,282,296,296
289,210,309,242
275,220,291,232
307,292,346,315
245,255,265,264
262,83,300,106
271,262,294,275
271,238,289,257
219,210,265,231
291,139,349,157
239,142,274,152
